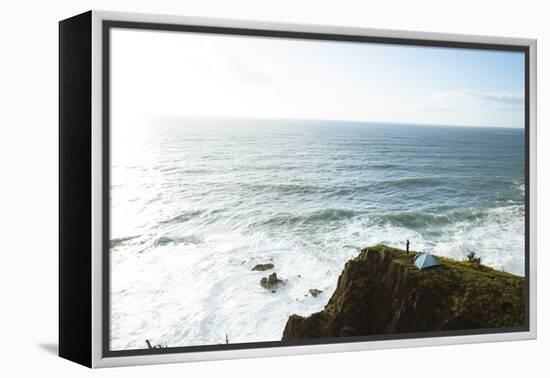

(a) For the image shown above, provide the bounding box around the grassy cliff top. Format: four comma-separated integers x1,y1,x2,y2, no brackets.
368,244,523,281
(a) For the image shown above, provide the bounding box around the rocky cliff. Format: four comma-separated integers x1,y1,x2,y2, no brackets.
282,245,525,340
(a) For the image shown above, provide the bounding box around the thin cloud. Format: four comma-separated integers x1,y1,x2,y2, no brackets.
418,89,524,128
432,90,524,106
466,91,524,105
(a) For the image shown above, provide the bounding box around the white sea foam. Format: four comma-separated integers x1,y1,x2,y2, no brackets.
111,230,358,349
111,204,524,350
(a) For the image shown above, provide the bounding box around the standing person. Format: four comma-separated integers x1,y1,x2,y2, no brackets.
406,239,410,255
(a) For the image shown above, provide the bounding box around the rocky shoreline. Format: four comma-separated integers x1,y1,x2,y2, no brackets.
282,245,525,341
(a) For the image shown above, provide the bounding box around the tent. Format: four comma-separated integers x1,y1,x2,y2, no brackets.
414,253,441,270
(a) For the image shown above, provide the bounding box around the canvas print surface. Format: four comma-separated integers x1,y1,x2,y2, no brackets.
108,28,526,351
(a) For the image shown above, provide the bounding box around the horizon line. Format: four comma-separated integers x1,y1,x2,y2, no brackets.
147,114,524,130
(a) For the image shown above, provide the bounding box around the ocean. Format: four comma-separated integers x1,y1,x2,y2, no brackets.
109,118,525,350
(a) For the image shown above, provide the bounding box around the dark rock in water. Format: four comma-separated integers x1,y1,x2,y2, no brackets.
260,273,285,290
308,289,323,298
282,245,525,341
252,263,274,271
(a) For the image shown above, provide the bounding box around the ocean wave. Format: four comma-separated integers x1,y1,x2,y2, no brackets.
236,177,442,198
253,208,357,228
240,183,322,195
153,234,204,247
110,235,140,248
240,164,301,172
160,210,204,225
370,177,442,189
368,163,402,169
379,205,524,230
332,162,403,171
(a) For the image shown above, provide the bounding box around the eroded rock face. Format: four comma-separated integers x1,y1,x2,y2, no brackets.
252,263,274,271
282,245,525,341
260,273,285,290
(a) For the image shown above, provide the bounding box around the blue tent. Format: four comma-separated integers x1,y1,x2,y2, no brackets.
414,253,441,270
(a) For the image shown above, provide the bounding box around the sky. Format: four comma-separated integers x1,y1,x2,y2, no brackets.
111,28,525,129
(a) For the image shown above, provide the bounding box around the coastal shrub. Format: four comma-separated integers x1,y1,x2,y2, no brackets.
466,252,482,264
145,339,165,349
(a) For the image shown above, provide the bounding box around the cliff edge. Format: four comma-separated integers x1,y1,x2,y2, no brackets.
282,245,525,340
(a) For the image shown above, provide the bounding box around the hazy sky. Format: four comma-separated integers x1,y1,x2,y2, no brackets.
111,28,525,128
